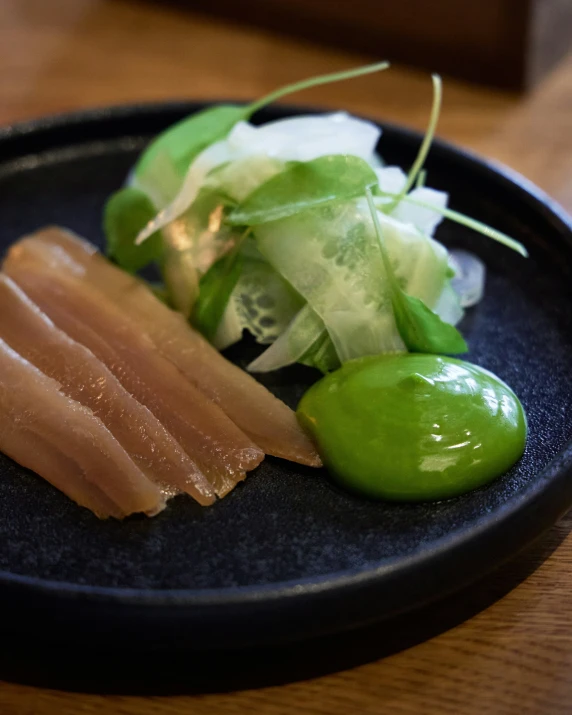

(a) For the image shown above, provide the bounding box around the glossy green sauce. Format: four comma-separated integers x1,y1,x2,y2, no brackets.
297,354,527,501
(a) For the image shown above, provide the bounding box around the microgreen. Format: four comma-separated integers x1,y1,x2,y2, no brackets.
227,155,378,226
365,186,468,354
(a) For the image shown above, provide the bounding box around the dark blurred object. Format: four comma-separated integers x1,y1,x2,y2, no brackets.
185,0,572,90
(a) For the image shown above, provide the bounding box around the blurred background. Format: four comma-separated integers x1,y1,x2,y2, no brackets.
176,0,572,90
0,0,571,207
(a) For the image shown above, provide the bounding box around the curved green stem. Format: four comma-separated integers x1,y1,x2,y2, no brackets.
245,61,390,118
385,74,442,215
375,193,528,257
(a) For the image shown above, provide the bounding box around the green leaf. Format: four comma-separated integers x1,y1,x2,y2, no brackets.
392,291,468,354
227,155,378,226
192,243,245,341
134,62,391,208
135,105,246,192
365,187,467,355
103,187,163,273
135,62,390,244
137,62,390,185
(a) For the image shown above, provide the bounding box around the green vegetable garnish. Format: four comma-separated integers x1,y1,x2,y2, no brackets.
134,61,390,207
400,196,528,257
103,186,163,273
132,61,391,246
134,106,247,203
365,186,468,354
400,75,442,199
227,155,378,226
192,232,247,341
102,60,529,375
415,170,427,189
244,61,391,117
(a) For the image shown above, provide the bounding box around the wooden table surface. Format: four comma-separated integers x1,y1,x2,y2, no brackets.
1,0,572,713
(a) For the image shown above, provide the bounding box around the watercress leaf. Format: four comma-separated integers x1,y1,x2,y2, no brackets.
136,62,391,202
365,186,467,355
134,105,247,199
192,249,244,341
392,291,468,354
228,155,378,226
136,62,390,244
136,62,390,199
103,187,163,273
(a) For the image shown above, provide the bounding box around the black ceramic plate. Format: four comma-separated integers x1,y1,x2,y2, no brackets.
0,103,571,652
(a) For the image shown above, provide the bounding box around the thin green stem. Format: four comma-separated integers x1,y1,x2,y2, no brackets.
365,186,400,293
245,61,390,117
375,192,528,257
403,74,442,195
385,75,442,214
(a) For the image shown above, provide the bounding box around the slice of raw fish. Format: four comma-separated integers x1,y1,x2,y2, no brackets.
0,338,165,519
0,275,215,506
26,227,321,468
4,240,264,497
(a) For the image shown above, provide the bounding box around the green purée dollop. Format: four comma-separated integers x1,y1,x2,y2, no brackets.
297,354,527,500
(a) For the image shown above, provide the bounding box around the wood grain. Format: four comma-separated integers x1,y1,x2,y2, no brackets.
1,1,572,713
190,0,572,90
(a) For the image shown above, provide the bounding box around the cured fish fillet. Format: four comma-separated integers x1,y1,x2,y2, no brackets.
0,275,215,506
0,338,165,519
23,227,321,468
4,240,264,497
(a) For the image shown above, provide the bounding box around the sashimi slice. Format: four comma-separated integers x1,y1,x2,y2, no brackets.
25,227,321,468
0,275,215,506
4,240,264,497
0,338,165,519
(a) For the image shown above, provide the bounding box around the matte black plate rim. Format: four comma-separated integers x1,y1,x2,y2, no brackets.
0,102,571,614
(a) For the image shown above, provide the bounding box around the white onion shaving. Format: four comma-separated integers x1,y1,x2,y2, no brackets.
449,249,485,308
136,113,381,244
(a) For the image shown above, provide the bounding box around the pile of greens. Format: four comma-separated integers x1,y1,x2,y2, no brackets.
104,63,526,374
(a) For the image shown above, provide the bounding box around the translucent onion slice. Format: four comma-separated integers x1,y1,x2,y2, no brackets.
449,249,486,308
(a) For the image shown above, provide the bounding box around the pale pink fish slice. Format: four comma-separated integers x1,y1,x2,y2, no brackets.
28,226,321,468
0,274,215,506
4,239,264,497
0,338,165,519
